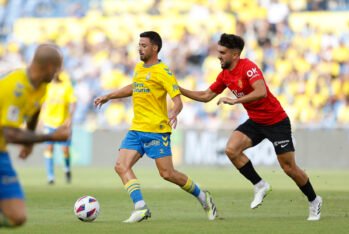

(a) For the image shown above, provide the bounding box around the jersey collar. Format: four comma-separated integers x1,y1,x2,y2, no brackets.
143,60,162,68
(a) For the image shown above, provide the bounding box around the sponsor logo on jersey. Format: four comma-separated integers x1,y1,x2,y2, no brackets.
246,67,258,78
232,90,245,98
133,82,150,93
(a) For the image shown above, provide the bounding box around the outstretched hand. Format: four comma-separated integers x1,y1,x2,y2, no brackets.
94,95,109,109
18,144,33,160
168,110,178,129
217,97,237,106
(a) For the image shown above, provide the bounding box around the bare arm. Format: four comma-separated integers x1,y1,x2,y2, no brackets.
168,95,183,129
105,84,133,100
94,84,133,108
3,125,69,145
26,110,40,131
18,110,41,158
179,86,218,103
217,79,267,105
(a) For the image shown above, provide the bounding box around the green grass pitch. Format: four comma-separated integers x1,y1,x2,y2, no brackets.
5,166,349,234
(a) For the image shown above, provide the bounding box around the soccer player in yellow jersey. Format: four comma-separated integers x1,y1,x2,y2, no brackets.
41,75,76,184
0,44,70,228
94,31,217,223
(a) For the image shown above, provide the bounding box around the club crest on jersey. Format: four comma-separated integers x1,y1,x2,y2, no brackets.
14,83,24,97
238,79,243,88
146,72,151,80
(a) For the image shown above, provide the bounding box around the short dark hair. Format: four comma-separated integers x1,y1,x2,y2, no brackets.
140,31,162,52
218,33,245,52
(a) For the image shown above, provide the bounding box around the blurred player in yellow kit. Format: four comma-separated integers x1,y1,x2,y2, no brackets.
41,74,76,184
0,44,70,228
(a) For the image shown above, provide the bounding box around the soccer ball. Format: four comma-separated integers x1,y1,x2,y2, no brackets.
74,195,100,222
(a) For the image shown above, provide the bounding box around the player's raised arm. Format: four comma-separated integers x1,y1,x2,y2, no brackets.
94,84,133,109
179,86,217,103
168,94,183,129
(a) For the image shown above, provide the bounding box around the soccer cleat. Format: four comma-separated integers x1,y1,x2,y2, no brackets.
307,196,322,221
250,181,271,209
203,190,218,220
123,206,151,223
48,179,55,185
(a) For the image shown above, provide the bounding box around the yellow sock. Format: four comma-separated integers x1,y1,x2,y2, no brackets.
124,179,144,205
181,177,201,196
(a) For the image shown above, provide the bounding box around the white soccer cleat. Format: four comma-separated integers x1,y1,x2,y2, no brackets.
123,207,151,223
203,190,218,220
307,196,322,221
250,181,271,209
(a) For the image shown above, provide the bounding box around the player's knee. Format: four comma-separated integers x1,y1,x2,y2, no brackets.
280,163,295,177
159,169,175,181
62,148,70,157
225,146,240,159
114,162,128,175
7,213,27,227
13,215,27,227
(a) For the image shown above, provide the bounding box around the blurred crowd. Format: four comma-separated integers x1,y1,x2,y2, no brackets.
1,0,349,129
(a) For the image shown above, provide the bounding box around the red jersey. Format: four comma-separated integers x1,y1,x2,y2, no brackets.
210,58,287,125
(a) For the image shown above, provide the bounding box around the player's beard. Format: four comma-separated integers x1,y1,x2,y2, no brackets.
221,60,231,69
43,73,55,83
140,53,150,62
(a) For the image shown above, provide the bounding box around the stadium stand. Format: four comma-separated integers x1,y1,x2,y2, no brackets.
0,0,348,129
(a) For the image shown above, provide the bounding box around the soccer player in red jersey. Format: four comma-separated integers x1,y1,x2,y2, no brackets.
179,33,322,221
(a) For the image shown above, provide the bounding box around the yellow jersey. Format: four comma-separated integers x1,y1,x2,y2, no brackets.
41,79,76,128
130,61,180,133
0,69,47,152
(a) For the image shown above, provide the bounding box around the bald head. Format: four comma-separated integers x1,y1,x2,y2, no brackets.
32,43,63,67
29,44,63,85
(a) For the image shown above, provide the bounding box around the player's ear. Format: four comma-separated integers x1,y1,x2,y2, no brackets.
232,49,240,58
153,45,158,52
